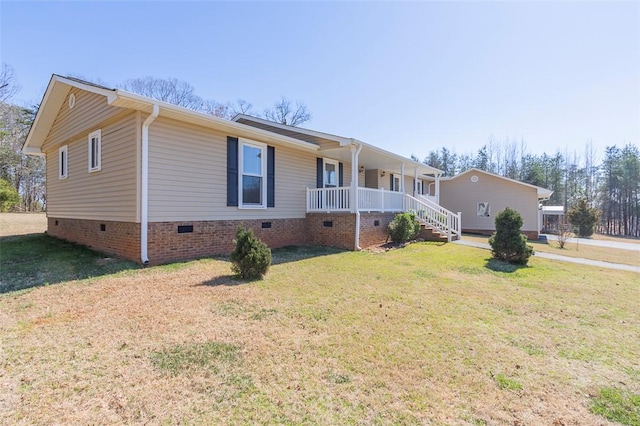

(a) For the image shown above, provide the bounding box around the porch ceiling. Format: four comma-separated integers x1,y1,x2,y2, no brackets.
320,143,442,178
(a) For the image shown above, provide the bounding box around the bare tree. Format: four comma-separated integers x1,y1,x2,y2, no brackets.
0,64,20,103
228,99,255,117
200,99,230,118
264,97,311,126
120,76,204,110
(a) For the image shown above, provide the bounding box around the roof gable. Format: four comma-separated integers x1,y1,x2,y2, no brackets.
445,168,553,198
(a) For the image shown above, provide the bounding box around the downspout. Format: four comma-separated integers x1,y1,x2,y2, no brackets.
141,104,159,265
351,142,363,250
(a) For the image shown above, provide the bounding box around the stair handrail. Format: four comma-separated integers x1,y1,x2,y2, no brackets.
404,194,461,242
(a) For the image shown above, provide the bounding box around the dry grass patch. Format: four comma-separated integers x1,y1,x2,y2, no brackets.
0,213,46,237
1,240,639,425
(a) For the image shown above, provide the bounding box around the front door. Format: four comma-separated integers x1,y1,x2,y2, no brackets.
324,159,339,188
323,159,339,209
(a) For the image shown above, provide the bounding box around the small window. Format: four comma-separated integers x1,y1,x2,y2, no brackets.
88,129,101,172
59,145,68,179
239,139,266,208
477,202,491,218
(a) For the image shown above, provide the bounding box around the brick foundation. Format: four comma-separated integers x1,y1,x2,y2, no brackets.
47,212,452,265
47,217,141,262
358,212,395,247
306,213,357,250
306,212,396,249
147,218,307,265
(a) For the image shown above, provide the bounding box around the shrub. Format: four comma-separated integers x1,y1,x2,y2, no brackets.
230,227,271,279
567,198,600,237
488,207,533,265
388,212,421,243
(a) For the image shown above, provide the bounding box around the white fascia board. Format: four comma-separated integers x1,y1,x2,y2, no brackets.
22,147,44,156
23,75,118,153
355,139,444,176
114,91,319,152
54,75,118,104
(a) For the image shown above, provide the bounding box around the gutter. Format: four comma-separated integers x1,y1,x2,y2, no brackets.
351,141,363,250
141,105,159,264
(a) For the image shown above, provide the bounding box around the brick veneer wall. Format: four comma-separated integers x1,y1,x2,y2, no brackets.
46,213,417,265
47,217,141,261
358,212,395,247
306,212,396,250
306,213,356,250
147,218,307,265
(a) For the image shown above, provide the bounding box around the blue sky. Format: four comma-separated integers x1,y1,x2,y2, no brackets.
1,1,638,160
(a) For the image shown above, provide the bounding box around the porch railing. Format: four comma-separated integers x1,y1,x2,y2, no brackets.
306,187,461,241
358,187,404,212
404,194,461,241
306,187,351,212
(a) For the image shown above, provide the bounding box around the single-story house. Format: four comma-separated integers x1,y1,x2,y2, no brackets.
429,168,553,239
23,75,461,264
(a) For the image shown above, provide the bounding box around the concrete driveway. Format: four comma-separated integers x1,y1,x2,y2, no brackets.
454,238,640,273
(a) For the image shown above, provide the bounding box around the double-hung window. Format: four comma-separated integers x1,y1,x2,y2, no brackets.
59,145,68,179
88,129,101,172
239,140,267,208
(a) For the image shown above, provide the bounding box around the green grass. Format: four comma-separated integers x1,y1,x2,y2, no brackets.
0,234,139,293
591,387,640,426
150,341,241,376
494,373,523,391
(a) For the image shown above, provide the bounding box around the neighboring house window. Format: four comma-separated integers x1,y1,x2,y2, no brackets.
477,202,491,217
88,130,101,172
59,145,68,179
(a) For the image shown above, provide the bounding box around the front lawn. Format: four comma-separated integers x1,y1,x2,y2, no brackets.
1,236,638,425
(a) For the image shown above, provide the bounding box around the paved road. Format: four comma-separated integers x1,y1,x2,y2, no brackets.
542,234,640,252
454,239,640,273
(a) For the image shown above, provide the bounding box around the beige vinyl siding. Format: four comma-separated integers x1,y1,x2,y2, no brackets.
42,90,128,152
46,113,138,221
439,173,539,232
148,118,321,222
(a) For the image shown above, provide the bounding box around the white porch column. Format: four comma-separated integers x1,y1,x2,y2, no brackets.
400,163,405,193
435,173,441,204
414,167,418,196
351,143,363,250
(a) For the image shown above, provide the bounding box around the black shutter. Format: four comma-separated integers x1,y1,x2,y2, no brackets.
227,137,238,206
338,162,344,187
267,146,275,207
316,158,323,188
390,173,394,191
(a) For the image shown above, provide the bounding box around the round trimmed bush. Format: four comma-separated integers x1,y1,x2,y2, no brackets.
230,227,271,279
388,212,421,243
488,207,533,265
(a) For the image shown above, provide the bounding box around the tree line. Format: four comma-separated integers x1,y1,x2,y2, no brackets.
418,137,640,237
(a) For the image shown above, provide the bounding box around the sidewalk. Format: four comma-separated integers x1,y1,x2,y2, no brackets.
542,234,640,252
454,239,640,273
